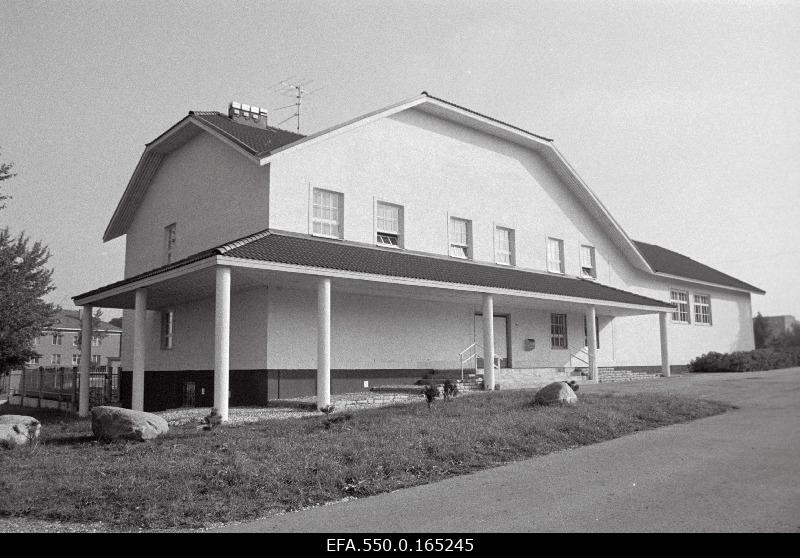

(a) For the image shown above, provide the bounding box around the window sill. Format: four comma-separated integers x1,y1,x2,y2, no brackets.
311,233,343,240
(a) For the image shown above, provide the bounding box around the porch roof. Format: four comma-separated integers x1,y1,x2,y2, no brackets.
74,229,674,311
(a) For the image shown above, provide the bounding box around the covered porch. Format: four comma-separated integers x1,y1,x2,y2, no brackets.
73,230,674,420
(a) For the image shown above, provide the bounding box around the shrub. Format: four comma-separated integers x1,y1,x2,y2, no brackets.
422,384,439,409
442,379,459,401
689,347,800,373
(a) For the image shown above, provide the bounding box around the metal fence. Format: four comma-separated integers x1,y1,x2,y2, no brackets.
0,366,119,412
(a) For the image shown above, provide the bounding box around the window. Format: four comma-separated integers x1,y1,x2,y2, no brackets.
312,188,343,238
551,313,568,349
583,315,600,349
164,223,176,264
449,217,472,259
51,354,61,365
51,332,63,345
27,356,39,365
160,310,175,350
580,245,596,279
72,354,80,365
92,355,102,365
495,227,515,265
670,290,690,323
694,294,712,325
92,336,101,347
33,337,39,345
72,335,79,347
547,238,564,273
376,202,402,247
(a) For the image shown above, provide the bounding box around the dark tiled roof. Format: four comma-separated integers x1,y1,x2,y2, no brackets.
75,230,673,309
188,112,305,156
634,241,764,294
47,309,121,332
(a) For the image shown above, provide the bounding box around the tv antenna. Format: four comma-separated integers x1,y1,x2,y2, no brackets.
269,79,323,133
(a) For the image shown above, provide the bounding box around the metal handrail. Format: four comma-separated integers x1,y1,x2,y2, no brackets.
459,342,500,381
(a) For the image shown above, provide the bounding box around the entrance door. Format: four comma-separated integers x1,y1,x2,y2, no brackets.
474,314,509,368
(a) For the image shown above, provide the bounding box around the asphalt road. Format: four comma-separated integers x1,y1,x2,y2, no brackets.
212,368,800,533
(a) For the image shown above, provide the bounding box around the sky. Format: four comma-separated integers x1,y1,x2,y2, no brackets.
1,0,798,320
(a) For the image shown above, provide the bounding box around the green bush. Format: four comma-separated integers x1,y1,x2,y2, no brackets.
689,348,800,372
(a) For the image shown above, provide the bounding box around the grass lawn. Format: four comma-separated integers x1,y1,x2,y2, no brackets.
0,391,733,530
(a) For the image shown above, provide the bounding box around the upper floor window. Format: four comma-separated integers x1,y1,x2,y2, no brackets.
72,335,79,347
51,332,63,345
551,313,568,349
449,217,472,259
92,335,101,347
33,336,39,345
312,188,343,238
72,354,80,365
495,227,515,265
671,289,690,323
160,310,175,350
694,294,712,325
164,223,176,264
580,245,596,279
92,355,102,365
376,201,402,247
27,356,39,365
547,237,564,274
51,354,61,365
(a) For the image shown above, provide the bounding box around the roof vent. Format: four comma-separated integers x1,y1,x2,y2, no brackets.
228,101,269,129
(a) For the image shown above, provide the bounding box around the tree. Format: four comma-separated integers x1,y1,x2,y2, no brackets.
753,312,769,349
769,322,800,349
0,153,58,375
0,148,15,210
0,229,58,374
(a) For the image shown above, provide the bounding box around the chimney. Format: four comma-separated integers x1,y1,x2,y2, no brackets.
228,101,269,129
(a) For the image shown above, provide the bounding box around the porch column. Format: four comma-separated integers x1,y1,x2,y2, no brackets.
78,305,93,417
587,305,598,381
317,277,331,410
659,312,670,377
482,293,495,390
132,288,147,411
214,266,231,421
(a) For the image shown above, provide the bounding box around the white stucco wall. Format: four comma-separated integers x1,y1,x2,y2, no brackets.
124,132,270,277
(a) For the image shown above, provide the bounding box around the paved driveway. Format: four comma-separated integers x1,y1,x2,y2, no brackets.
212,368,800,533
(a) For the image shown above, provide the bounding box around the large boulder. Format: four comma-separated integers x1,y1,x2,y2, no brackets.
91,406,169,442
534,382,578,406
0,415,41,449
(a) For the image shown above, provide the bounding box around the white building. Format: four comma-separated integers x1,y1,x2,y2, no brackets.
73,94,764,418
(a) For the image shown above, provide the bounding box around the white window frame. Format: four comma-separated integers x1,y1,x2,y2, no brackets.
160,310,175,350
91,335,101,347
580,245,596,279
550,313,568,349
670,289,691,324
375,201,403,248
51,354,61,365
164,223,176,264
311,188,344,239
72,354,80,365
91,354,102,365
693,294,712,326
72,335,79,347
494,226,515,266
449,217,472,260
51,332,63,345
27,356,39,365
547,237,565,274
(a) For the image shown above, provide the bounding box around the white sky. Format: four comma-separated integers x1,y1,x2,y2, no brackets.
1,0,798,319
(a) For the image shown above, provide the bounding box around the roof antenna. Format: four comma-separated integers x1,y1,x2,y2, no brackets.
271,79,323,133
